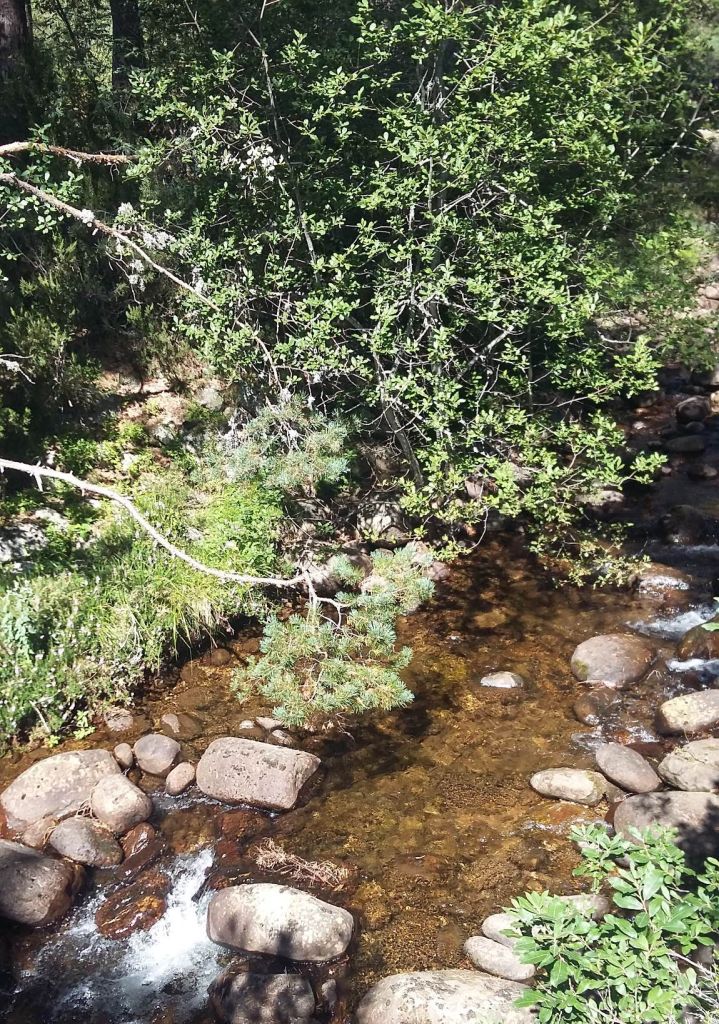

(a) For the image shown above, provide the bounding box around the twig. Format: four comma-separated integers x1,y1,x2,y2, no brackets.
0,142,133,164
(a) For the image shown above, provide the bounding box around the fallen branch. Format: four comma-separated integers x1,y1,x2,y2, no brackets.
0,458,304,590
0,142,134,164
0,172,218,310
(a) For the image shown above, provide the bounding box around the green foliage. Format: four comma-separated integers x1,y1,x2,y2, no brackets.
510,824,719,1023
233,546,435,725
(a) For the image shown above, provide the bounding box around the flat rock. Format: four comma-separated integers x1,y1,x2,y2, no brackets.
570,634,655,688
479,672,525,689
0,839,78,926
165,762,195,796
665,435,706,454
657,690,719,734
196,737,320,811
115,823,165,882
355,970,533,1024
95,869,170,939
614,791,719,859
207,882,353,962
594,743,660,794
463,935,535,982
209,970,316,1024
559,894,610,920
104,708,135,733
49,818,123,867
133,733,180,776
530,768,606,806
91,775,153,834
658,740,719,791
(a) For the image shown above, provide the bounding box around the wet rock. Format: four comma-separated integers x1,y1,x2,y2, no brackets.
160,712,203,740
594,743,660,794
206,648,233,667
113,743,134,770
91,775,153,833
209,970,316,1024
165,762,195,796
463,935,534,982
49,817,123,867
657,690,719,734
632,563,691,599
530,768,606,806
660,505,719,546
196,738,320,811
471,608,509,630
573,692,618,727
658,739,719,791
355,970,533,1024
677,620,719,660
103,708,135,733
479,672,525,689
133,733,181,776
218,809,269,842
117,823,165,882
0,839,77,925
207,883,353,961
665,435,706,454
570,634,655,688
614,791,719,859
676,396,711,424
95,869,171,939
0,750,121,832
481,912,516,948
688,463,719,481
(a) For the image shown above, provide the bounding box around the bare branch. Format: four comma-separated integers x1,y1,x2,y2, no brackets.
0,141,134,164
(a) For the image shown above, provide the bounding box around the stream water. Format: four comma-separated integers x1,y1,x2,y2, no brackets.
3,389,719,1024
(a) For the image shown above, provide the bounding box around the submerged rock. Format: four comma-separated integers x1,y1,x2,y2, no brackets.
0,750,120,832
530,768,606,806
614,791,719,859
659,505,719,546
570,634,655,688
355,970,533,1024
0,839,78,926
196,737,320,811
664,435,706,455
479,671,525,689
207,882,353,961
657,690,719,734
677,621,719,661
95,869,171,939
133,733,181,777
49,818,123,867
658,739,719,791
594,743,660,794
209,970,316,1024
573,691,619,727
90,775,153,834
463,935,535,982
116,823,165,882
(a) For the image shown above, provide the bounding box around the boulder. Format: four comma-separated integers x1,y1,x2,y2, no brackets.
614,791,719,859
165,762,196,796
665,435,706,455
676,396,711,424
594,743,660,794
677,621,719,661
196,738,320,811
658,740,719,791
133,733,180,776
529,768,606,806
207,883,353,962
206,647,233,667
0,750,121,832
355,970,533,1024
657,690,719,734
570,634,655,688
0,839,78,925
113,743,134,770
49,818,123,867
116,823,165,883
463,935,535,982
209,971,316,1024
90,775,153,834
479,672,525,689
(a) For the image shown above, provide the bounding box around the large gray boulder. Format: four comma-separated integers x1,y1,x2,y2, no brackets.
355,970,533,1024
529,768,606,806
90,775,153,833
0,839,78,925
658,740,719,791
570,634,655,688
207,883,353,962
209,971,316,1024
196,738,320,811
0,750,121,832
614,791,719,859
594,743,660,794
657,690,719,734
49,818,123,867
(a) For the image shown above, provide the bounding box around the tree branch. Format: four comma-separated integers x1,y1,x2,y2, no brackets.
0,141,134,164
0,458,304,590
0,171,218,309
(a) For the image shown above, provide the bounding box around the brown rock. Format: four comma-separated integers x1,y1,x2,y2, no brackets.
196,738,320,811
49,817,123,867
91,775,153,833
0,839,77,926
677,621,719,661
95,869,171,939
218,809,269,842
113,743,134,770
570,634,655,688
206,648,233,668
160,713,203,740
573,692,618,726
117,824,165,882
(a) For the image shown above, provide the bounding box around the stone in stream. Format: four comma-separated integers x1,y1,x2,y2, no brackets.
196,737,320,811
0,839,79,926
676,396,711,423
113,742,134,770
209,970,316,1024
482,912,517,948
90,774,153,833
463,935,535,982
570,634,655,688
0,749,120,832
355,970,533,1024
133,733,181,776
529,768,606,806
594,742,660,794
614,791,719,860
573,691,619,727
660,505,719,546
115,823,166,882
676,620,719,661
95,868,171,939
658,739,719,791
664,435,706,454
207,883,353,961
165,761,196,796
160,712,203,740
479,671,525,689
49,817,123,867
104,707,135,733
657,690,719,734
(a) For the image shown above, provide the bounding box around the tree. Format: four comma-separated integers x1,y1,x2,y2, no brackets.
0,0,29,79
110,0,143,93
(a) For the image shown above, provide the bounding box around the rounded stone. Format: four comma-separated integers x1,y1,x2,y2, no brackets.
570,634,655,688
0,839,77,926
677,621,719,661
676,396,711,423
206,648,233,667
160,712,203,740
196,737,320,811
573,691,618,727
209,971,316,1024
49,818,123,867
479,672,525,689
665,435,706,454
658,739,719,791
355,970,533,1024
481,912,516,948
113,743,134,770
165,762,196,796
133,733,181,777
657,690,719,734
90,775,153,834
530,768,606,806
463,935,535,982
594,743,660,794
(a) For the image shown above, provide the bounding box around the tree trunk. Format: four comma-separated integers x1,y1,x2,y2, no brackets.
110,0,143,93
0,0,29,79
